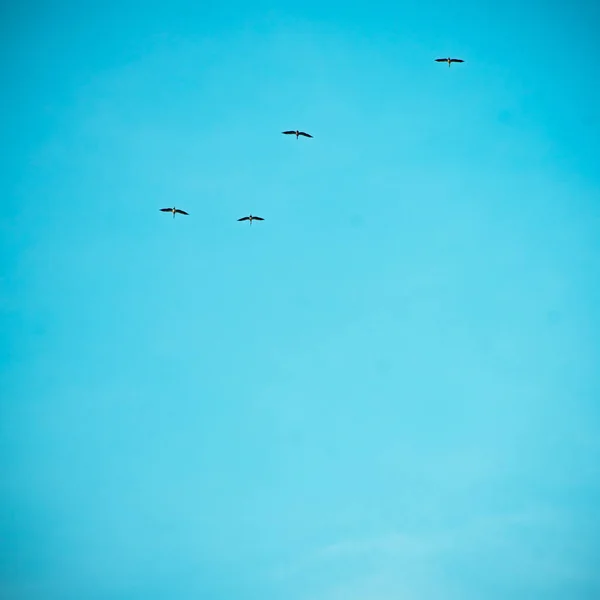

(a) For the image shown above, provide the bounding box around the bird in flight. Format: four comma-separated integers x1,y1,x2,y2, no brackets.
435,57,464,67
238,214,264,225
282,130,313,139
160,206,189,218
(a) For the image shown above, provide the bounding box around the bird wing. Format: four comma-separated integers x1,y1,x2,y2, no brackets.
253,216,265,220
435,58,447,62
160,208,172,212
175,209,189,215
238,216,250,221
298,132,313,138
450,59,464,63
282,131,296,134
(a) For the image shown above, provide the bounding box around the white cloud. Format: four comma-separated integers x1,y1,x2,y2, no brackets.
268,507,599,600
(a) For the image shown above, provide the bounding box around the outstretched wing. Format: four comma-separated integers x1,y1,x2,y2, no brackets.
435,58,447,62
282,131,296,135
175,209,189,215
253,216,265,221
238,216,250,221
450,58,464,63
160,208,173,212
298,132,313,138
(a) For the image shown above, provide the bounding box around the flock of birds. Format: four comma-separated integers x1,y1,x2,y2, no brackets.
158,129,314,225
159,56,464,224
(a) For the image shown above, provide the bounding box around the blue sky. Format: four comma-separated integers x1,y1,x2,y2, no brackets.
2,1,600,598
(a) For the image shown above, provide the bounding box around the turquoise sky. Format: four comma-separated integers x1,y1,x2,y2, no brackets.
2,1,600,599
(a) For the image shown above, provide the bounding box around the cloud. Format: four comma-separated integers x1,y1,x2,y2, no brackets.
317,532,443,560
268,507,600,600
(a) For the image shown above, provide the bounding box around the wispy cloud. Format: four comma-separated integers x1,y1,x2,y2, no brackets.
269,507,599,600
316,531,444,560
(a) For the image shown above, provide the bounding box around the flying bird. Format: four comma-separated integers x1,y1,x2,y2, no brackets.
238,215,264,225
160,206,189,218
435,57,464,67
282,130,313,139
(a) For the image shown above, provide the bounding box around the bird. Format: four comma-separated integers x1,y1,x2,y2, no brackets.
282,130,313,139
435,57,464,67
160,206,189,218
237,214,264,225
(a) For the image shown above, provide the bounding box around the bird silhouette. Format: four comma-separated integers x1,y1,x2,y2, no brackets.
237,215,264,225
160,207,189,218
435,57,464,67
282,130,313,139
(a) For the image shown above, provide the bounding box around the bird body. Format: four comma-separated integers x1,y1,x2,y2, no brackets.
238,214,264,225
160,206,189,218
282,130,313,139
435,57,464,67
